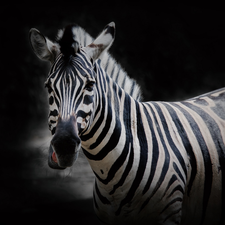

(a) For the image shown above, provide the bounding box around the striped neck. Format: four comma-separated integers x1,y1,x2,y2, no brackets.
79,60,149,222
80,59,138,185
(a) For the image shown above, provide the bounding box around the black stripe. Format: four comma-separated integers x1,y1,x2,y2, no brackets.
109,143,134,195
104,55,111,72
98,61,106,92
95,181,110,205
173,162,185,184
139,103,170,213
49,109,58,117
121,76,126,89
162,174,177,199
137,92,141,101
68,69,76,105
89,109,112,149
48,54,63,75
52,65,65,103
89,72,113,149
93,83,129,182
94,140,130,186
112,81,121,113
142,104,159,195
163,103,197,196
116,101,148,216
152,102,187,179
93,91,101,118
115,66,121,84
167,184,184,199
83,94,94,105
81,71,106,142
171,102,213,224
76,51,93,69
49,96,54,105
51,127,56,135
82,117,121,161
118,83,123,99
82,69,122,160
129,81,136,97
110,65,115,79
160,197,183,214
109,93,134,194
73,72,85,108
181,101,225,224
93,83,133,185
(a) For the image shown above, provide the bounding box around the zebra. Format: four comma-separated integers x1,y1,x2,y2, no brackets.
30,23,141,104
29,22,225,225
57,24,142,102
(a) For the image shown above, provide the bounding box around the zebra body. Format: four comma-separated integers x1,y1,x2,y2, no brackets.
83,61,225,224
29,22,225,225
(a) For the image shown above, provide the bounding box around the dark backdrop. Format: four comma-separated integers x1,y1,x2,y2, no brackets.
1,4,225,224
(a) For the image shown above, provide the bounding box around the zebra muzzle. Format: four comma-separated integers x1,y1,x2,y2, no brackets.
48,114,81,169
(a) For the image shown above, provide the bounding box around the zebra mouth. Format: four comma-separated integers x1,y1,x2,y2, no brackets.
48,144,79,169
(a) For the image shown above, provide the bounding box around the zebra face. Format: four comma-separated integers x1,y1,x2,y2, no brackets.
44,52,96,169
44,52,97,136
29,22,115,169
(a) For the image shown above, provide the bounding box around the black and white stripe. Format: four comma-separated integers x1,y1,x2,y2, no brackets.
85,62,225,224
58,24,142,101
30,22,225,225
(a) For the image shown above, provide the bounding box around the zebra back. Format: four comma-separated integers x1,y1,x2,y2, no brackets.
56,24,142,101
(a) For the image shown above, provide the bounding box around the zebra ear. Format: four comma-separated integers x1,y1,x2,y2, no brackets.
84,22,115,62
29,28,60,63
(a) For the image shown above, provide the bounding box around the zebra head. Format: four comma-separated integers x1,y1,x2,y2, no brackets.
29,22,115,169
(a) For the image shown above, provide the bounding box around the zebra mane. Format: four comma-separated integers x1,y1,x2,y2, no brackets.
56,24,80,57
56,24,142,101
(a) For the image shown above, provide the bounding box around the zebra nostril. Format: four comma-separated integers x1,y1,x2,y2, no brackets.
51,127,80,153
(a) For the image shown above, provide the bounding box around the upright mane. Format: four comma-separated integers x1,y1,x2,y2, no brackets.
56,24,142,101
56,24,80,57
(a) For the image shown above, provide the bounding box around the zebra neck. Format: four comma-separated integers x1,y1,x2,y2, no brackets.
80,63,139,187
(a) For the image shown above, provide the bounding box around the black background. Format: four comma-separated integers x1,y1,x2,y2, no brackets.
1,3,225,224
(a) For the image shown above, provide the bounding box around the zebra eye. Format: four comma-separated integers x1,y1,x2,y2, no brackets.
85,81,95,91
